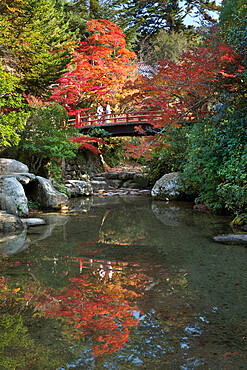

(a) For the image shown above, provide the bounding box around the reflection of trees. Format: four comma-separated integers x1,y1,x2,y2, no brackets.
1,198,246,368
98,210,148,247
0,276,33,368
25,260,145,357
0,313,34,369
0,274,87,368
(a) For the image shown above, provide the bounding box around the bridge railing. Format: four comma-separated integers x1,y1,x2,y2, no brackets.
68,110,163,127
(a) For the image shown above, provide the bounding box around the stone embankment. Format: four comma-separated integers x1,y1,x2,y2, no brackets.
90,171,150,196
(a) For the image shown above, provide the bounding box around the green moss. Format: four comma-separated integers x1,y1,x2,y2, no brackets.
231,214,247,226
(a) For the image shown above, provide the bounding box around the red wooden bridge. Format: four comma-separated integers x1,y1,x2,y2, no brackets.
70,111,162,137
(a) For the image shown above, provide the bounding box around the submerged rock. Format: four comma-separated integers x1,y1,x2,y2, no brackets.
213,234,247,243
0,229,28,256
0,211,24,232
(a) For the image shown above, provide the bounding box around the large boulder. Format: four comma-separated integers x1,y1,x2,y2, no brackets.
0,177,29,216
151,172,185,201
36,176,68,209
0,158,29,173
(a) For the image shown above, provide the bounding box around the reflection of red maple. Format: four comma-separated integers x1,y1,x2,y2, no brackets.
25,271,140,357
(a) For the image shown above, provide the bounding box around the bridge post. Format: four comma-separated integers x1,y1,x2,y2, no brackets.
76,112,81,126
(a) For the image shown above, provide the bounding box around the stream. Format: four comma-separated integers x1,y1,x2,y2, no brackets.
0,195,246,369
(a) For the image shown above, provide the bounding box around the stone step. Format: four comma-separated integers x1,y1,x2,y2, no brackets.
91,180,109,191
91,176,106,181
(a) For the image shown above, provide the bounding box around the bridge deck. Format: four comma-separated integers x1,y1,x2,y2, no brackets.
69,111,162,137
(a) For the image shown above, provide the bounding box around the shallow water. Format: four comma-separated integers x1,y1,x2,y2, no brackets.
0,196,246,369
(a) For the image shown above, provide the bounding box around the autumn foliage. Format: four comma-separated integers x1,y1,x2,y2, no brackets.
70,136,106,154
25,265,141,357
124,33,244,158
51,20,137,116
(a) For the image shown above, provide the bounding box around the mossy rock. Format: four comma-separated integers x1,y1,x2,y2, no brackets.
231,214,247,227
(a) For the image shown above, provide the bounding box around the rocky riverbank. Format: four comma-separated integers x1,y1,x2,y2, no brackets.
0,158,152,228
1,158,246,246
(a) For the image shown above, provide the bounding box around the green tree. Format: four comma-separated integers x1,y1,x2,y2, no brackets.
220,0,247,56
0,63,29,150
111,0,219,43
55,0,119,42
19,103,79,178
55,0,89,41
219,0,247,91
0,0,74,98
146,30,189,65
183,102,247,213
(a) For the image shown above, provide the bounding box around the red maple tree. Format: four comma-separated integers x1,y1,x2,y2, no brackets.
50,20,137,117
124,30,244,158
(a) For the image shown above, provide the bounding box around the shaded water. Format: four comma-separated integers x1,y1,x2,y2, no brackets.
0,196,246,369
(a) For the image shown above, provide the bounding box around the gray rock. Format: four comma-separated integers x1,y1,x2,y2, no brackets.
121,179,139,189
65,180,93,197
91,180,109,191
92,176,106,181
213,234,247,243
133,173,149,188
0,177,29,216
80,174,90,181
0,158,29,173
107,179,122,188
118,171,135,180
36,176,68,209
104,172,118,180
151,172,184,201
15,173,36,184
21,218,46,227
0,211,24,232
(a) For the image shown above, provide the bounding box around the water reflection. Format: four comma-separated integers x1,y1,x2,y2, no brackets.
0,196,246,369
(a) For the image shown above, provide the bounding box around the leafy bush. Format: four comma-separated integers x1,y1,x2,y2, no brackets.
147,125,188,184
19,103,80,179
183,101,247,213
99,137,126,168
86,127,112,138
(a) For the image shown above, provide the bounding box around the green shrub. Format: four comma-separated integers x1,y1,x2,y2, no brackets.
183,101,247,213
19,103,80,179
99,137,125,168
147,125,188,184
